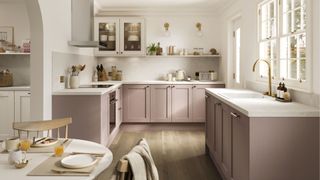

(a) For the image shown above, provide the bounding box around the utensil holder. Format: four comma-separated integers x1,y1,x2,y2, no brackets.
0,73,13,87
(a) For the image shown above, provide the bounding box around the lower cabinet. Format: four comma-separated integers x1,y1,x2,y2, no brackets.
0,90,31,138
206,94,318,180
124,84,224,123
123,85,151,122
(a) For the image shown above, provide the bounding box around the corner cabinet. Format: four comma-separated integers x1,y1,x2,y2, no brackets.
94,17,146,56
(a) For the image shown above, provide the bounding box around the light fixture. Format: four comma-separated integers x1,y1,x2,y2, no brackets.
196,22,203,37
164,22,170,37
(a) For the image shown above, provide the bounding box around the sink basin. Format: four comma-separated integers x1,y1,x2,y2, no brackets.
218,92,265,99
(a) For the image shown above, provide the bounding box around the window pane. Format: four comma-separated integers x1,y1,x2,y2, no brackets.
270,19,276,37
269,2,275,18
259,62,269,77
283,12,292,34
301,6,306,30
294,0,301,8
288,59,297,79
283,0,292,13
280,37,289,59
261,21,268,39
293,8,301,31
299,59,306,80
297,33,306,58
280,59,288,79
289,35,297,59
98,23,116,51
271,60,278,77
261,4,268,21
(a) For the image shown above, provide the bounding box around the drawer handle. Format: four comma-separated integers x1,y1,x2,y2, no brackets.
230,112,239,118
171,86,175,88
215,102,221,106
145,86,150,89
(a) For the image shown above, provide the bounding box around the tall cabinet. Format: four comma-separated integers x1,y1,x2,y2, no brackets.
94,17,145,56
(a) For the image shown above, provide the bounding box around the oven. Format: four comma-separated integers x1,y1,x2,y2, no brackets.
109,91,117,134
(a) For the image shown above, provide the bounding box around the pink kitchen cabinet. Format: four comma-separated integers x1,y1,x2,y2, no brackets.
171,85,193,122
150,85,172,122
123,85,151,122
192,85,225,122
206,94,319,180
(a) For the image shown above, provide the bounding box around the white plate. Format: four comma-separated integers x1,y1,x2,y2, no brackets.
31,138,58,147
61,154,98,169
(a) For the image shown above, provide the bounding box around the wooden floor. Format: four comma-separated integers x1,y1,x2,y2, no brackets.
95,124,222,180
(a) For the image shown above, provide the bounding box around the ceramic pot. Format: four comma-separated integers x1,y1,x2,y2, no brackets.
70,76,80,89
8,150,26,165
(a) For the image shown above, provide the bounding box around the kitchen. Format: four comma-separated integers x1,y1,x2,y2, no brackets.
0,0,319,180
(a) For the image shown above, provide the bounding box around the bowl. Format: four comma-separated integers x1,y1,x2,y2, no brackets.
14,160,28,169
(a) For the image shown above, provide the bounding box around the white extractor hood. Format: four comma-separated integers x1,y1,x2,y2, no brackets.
68,0,98,47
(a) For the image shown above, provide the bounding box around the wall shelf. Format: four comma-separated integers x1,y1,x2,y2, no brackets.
0,52,30,55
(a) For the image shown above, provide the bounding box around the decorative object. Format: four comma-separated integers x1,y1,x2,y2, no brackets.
196,22,203,37
210,48,219,55
21,39,31,53
0,69,13,87
96,64,108,81
69,64,85,89
0,26,14,52
147,43,157,55
164,22,170,37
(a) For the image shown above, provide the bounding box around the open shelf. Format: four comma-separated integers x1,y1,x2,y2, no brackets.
0,52,30,55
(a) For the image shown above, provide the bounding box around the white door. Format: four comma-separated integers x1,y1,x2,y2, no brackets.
232,18,242,88
0,91,14,138
14,91,31,122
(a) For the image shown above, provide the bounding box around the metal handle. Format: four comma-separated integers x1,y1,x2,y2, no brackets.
145,86,150,89
215,102,221,106
167,86,171,89
116,52,119,54
230,112,240,118
120,52,123,54
110,100,117,105
192,86,196,88
171,85,175,88
27,92,31,95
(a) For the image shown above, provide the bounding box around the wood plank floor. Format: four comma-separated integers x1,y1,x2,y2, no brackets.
95,124,222,180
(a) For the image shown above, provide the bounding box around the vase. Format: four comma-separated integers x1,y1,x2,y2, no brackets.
69,76,80,89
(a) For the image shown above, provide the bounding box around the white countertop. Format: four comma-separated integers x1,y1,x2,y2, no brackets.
52,80,225,96
0,86,30,91
206,88,320,118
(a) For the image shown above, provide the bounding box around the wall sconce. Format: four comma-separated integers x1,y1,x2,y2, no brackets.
164,22,170,37
196,22,203,37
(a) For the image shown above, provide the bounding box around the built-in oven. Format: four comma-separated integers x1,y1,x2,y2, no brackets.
109,91,117,134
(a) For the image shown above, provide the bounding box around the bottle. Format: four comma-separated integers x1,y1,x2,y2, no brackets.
111,66,117,81
279,83,284,99
92,70,98,82
276,83,282,99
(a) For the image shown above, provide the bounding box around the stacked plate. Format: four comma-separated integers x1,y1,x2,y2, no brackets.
61,154,98,169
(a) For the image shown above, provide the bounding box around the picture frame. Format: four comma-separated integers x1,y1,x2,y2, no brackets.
0,26,14,45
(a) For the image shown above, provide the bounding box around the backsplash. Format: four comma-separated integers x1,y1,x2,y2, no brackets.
97,57,220,81
246,81,320,107
52,52,96,91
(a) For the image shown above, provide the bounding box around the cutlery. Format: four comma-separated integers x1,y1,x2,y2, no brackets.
51,169,89,174
32,137,47,145
60,139,69,146
71,152,105,157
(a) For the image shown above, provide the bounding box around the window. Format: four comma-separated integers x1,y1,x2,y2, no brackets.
258,0,310,90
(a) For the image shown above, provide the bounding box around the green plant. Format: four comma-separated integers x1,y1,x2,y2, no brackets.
147,43,157,55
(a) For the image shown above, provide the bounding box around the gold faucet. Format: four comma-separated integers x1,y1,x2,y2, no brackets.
252,59,273,96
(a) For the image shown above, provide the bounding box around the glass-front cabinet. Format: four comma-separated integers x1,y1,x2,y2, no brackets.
94,17,145,56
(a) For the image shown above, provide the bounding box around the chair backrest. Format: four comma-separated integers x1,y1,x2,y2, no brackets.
13,118,72,138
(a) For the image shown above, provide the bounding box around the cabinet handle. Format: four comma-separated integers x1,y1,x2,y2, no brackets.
171,85,175,88
215,102,221,106
120,52,123,54
116,52,119,54
167,86,171,89
27,92,31,95
145,86,150,89
192,85,196,88
230,112,240,118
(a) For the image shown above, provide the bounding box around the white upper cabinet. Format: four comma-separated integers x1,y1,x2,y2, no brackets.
94,17,145,56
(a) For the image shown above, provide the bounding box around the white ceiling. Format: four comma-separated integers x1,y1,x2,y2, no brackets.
95,0,235,12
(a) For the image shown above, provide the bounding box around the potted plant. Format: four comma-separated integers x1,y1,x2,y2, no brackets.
147,43,157,55
69,64,86,89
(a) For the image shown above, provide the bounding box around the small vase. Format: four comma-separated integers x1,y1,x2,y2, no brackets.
69,76,80,89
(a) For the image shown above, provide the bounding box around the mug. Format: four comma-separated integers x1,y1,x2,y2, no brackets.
2,137,20,152
8,150,26,165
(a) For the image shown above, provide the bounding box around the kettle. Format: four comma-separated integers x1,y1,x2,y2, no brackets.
176,70,186,81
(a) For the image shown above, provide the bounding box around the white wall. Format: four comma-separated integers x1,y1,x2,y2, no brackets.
97,15,222,80
0,0,30,86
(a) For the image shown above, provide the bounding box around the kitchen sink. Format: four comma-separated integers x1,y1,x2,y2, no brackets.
218,92,265,99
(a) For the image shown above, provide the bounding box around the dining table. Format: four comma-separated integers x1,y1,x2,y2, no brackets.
0,139,113,180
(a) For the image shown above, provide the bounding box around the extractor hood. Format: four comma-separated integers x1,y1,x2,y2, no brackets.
68,0,98,47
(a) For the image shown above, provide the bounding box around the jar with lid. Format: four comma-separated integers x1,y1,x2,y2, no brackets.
116,70,122,81
111,66,117,80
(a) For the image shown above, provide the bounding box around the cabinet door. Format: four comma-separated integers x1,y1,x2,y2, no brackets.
213,98,223,163
14,91,31,122
94,17,120,56
123,85,150,122
0,91,14,138
171,85,192,122
151,85,172,122
116,86,123,126
221,103,233,179
205,94,214,154
120,17,145,56
231,109,249,180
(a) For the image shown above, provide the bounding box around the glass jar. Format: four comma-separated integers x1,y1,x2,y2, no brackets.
111,66,117,80
116,70,122,81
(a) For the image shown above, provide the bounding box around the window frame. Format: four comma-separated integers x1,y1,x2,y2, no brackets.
257,0,312,92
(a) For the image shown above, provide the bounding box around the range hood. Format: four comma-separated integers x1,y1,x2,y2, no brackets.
68,0,98,47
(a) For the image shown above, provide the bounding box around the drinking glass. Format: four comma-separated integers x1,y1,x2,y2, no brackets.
54,145,64,157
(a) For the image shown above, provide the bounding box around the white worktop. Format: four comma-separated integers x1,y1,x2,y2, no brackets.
0,86,30,91
206,88,320,118
52,80,225,96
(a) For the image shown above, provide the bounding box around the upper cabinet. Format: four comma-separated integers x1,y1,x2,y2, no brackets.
94,17,146,56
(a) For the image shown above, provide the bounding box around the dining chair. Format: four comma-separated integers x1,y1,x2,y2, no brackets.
117,159,131,180
12,117,72,139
